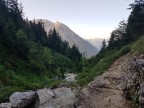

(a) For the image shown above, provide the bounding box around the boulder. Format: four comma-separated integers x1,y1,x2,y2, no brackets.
39,87,77,108
10,91,40,108
37,88,55,105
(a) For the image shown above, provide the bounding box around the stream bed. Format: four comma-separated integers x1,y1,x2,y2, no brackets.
39,73,78,108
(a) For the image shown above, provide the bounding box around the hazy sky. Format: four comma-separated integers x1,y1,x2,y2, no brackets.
19,0,134,39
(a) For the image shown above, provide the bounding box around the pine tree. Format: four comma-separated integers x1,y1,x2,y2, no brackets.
100,39,107,52
15,29,29,58
1,19,16,52
108,20,127,49
127,0,144,39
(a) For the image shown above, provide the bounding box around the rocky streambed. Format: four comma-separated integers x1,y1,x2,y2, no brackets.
39,73,78,108
0,73,78,108
39,87,77,108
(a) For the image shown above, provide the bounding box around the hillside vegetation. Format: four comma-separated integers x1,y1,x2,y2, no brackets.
0,0,82,102
36,20,99,57
1,0,144,106
77,0,144,86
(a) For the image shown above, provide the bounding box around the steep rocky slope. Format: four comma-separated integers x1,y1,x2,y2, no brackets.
35,19,98,57
54,21,98,57
77,54,144,108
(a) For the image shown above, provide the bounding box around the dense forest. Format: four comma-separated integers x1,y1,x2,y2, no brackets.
0,0,82,102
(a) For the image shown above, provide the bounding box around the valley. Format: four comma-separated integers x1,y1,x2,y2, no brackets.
1,0,144,108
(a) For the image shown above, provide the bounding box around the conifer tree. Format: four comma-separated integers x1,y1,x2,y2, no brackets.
127,0,144,39
100,39,107,52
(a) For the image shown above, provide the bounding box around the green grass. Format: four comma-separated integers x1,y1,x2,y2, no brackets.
1,36,144,103
76,44,132,86
0,86,24,102
131,36,144,54
0,65,62,102
77,36,144,87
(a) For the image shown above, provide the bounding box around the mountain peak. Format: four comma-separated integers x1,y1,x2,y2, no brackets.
55,21,62,28
55,21,61,24
54,21,68,28
36,19,99,57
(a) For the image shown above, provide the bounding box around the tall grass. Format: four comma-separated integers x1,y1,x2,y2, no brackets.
131,36,144,54
76,45,131,86
77,36,144,87
0,65,61,102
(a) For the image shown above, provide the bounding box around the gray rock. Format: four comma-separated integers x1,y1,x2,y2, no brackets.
10,91,40,108
136,59,144,66
139,83,144,107
120,56,144,108
40,87,76,108
37,88,55,105
0,103,12,108
64,73,77,82
139,83,144,96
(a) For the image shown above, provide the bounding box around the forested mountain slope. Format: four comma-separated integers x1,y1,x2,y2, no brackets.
0,0,81,102
35,19,99,57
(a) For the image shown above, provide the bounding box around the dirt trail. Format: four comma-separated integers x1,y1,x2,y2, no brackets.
77,55,134,108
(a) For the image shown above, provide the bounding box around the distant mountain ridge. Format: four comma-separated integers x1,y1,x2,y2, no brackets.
35,19,98,57
87,38,109,50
